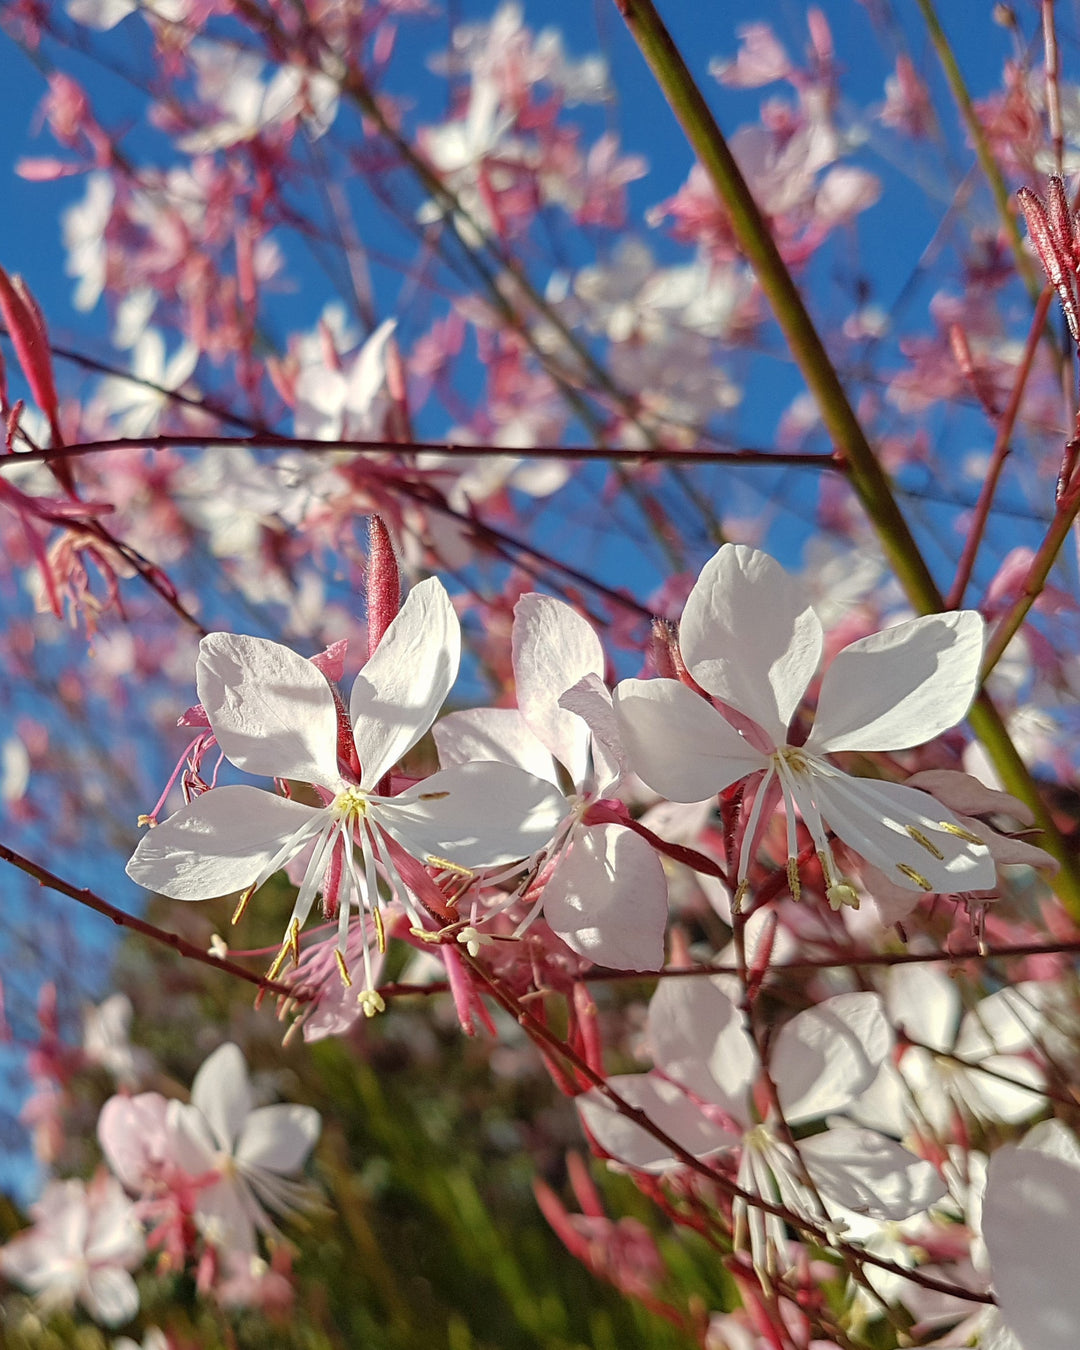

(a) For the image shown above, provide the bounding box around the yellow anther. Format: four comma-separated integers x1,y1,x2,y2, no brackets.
288,917,301,967
938,820,985,846
137,814,157,828
732,879,749,914
334,948,352,988
906,826,945,860
786,856,801,902
265,939,291,982
231,885,255,926
426,855,475,876
358,988,386,1018
418,790,451,801
373,904,386,954
895,862,933,891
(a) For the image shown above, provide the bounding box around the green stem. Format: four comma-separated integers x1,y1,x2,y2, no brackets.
613,0,1080,915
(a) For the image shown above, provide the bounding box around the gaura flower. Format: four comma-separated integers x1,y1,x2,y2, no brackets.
166,1043,321,1255
127,578,564,999
434,593,667,971
577,977,944,1273
0,1174,145,1327
613,545,995,907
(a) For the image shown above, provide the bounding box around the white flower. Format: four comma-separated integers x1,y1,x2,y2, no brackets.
578,977,944,1272
167,1043,320,1254
127,578,564,992
982,1124,1080,1350
434,593,667,970
0,1175,145,1327
82,993,153,1088
614,544,995,906
858,965,1047,1138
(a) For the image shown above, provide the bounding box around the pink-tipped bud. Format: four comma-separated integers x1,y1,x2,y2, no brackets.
366,515,400,654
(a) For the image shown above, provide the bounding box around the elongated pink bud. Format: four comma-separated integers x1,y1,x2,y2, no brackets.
0,266,72,492
366,514,400,653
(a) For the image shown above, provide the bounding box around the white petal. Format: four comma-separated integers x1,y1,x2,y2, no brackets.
886,964,959,1053
800,1127,945,1218
807,610,985,754
811,770,997,893
236,1104,321,1175
350,578,460,787
374,761,564,868
512,594,603,787
613,678,764,803
773,992,891,1123
542,824,667,971
647,973,756,1123
558,673,624,794
955,983,1045,1058
191,1043,252,1152
82,1266,140,1327
680,544,822,743
577,1074,737,1173
126,787,321,900
957,1055,1046,1125
984,1146,1080,1350
432,707,558,784
197,633,341,786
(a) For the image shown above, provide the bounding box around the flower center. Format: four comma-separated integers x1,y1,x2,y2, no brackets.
332,785,369,824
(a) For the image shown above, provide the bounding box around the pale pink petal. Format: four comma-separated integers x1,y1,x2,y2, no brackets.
773,992,891,1123
613,678,764,803
191,1043,252,1152
97,1093,172,1192
374,761,564,867
811,771,997,893
350,578,460,788
807,611,984,754
800,1127,945,1218
197,633,341,786
904,769,1035,825
577,1074,737,1172
236,1104,321,1175
432,707,558,784
984,1146,1080,1350
542,823,667,971
126,787,321,900
679,544,822,744
513,594,603,787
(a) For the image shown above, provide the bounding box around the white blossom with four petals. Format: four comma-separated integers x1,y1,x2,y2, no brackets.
127,578,565,997
166,1043,321,1255
614,544,995,907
